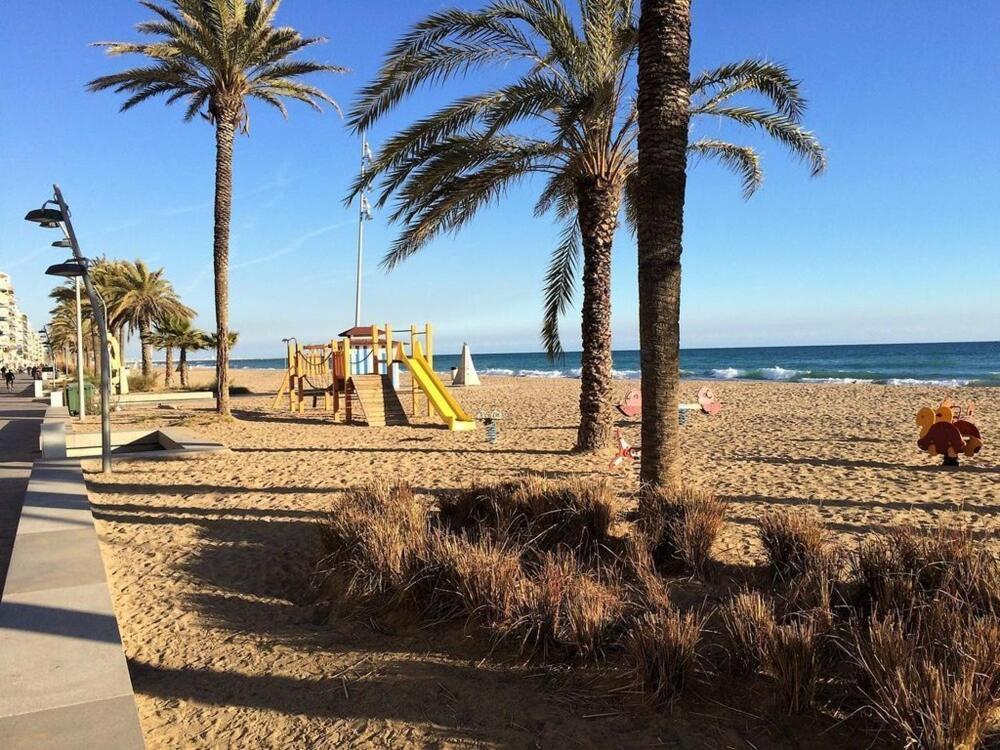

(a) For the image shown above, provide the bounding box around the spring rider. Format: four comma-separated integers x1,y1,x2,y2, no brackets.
916,399,983,466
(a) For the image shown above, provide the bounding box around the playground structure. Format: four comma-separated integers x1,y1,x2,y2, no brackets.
109,336,129,396
273,323,475,431
916,398,983,466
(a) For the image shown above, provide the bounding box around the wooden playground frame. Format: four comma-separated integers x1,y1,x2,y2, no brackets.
272,323,436,423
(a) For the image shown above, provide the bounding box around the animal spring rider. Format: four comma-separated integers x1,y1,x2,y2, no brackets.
476,410,504,443
616,386,722,423
916,399,983,466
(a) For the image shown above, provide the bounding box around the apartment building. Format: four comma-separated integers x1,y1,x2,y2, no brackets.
0,272,44,369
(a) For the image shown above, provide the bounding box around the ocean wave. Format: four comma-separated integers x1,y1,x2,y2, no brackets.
710,367,744,379
884,377,971,387
612,369,641,379
517,369,565,378
800,377,875,384
481,367,515,376
760,366,800,380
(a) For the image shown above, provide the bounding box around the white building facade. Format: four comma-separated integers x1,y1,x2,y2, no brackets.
0,272,44,369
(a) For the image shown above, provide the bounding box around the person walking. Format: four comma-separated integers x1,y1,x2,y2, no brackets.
4,369,15,392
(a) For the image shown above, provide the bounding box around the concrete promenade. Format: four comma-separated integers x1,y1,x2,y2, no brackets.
0,377,43,594
0,376,144,748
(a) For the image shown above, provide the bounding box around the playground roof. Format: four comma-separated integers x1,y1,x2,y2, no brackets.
338,325,386,340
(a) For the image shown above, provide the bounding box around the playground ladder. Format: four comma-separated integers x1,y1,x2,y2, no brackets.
348,375,408,427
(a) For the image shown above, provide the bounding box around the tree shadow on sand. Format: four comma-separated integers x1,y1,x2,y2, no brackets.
93,493,879,749
737,453,999,474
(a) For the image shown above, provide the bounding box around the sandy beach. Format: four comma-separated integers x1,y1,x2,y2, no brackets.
76,370,1000,748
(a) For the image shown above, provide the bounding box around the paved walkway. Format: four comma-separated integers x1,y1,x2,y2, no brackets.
0,380,145,748
0,377,45,595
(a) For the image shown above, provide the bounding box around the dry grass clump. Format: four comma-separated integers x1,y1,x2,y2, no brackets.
439,476,615,551
510,550,625,662
314,479,427,601
637,486,725,577
720,590,776,675
852,604,1000,750
765,615,829,715
855,525,1000,617
624,606,704,707
758,509,831,584
418,533,526,626
844,525,1000,747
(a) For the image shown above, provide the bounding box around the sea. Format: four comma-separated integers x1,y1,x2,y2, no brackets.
185,340,1000,387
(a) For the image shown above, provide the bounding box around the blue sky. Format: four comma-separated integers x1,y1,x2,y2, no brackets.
2,1,998,358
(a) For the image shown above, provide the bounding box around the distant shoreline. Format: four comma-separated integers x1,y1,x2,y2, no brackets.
155,340,1000,388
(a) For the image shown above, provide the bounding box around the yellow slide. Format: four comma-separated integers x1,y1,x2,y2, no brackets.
394,341,476,431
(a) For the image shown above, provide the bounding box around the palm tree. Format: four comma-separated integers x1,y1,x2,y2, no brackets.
88,0,343,416
635,0,690,490
204,329,239,350
109,260,193,378
165,319,208,388
91,258,132,358
145,318,188,388
349,0,825,451
48,302,80,374
143,330,173,387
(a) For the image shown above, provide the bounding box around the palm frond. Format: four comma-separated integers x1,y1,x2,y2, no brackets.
540,219,581,359
688,139,763,199
691,59,806,121
693,106,826,176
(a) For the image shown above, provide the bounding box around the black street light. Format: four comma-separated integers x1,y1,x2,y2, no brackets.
37,327,57,379
26,185,112,474
45,259,89,278
51,238,73,249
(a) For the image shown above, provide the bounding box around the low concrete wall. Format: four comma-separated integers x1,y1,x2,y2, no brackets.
116,391,213,405
64,427,229,461
0,430,144,747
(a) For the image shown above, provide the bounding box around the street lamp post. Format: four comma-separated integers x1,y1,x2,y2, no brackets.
37,328,55,379
26,185,113,474
53,237,85,419
74,277,86,419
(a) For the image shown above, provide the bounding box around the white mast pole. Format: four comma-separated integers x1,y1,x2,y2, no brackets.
354,133,372,327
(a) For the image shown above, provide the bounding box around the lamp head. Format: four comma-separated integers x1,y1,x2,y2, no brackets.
51,238,72,248
25,207,64,227
45,259,87,279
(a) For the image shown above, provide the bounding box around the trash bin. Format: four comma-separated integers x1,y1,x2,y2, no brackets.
66,382,96,416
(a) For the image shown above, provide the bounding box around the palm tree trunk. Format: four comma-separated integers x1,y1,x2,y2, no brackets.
164,345,174,388
574,177,621,452
139,322,153,378
636,0,692,491
118,327,126,364
179,347,188,388
212,117,236,415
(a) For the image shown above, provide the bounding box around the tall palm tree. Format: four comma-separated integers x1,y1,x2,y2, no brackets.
204,329,239,350
109,260,193,378
635,0,690,490
165,318,208,388
145,317,189,388
48,302,80,374
91,258,133,358
144,329,174,387
349,0,824,451
88,0,343,416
